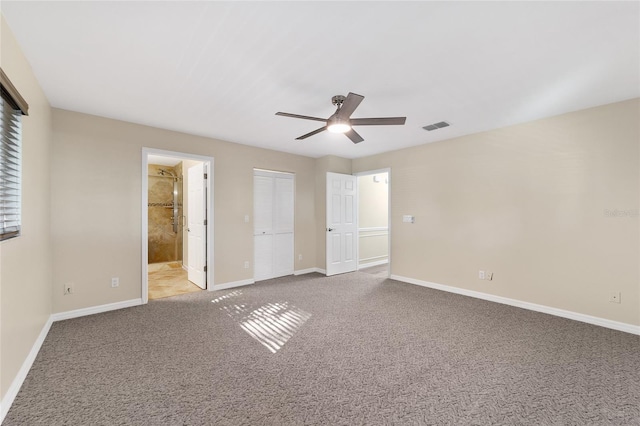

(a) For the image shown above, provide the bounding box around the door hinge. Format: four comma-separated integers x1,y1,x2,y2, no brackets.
204,265,207,272
203,219,207,226
204,173,208,179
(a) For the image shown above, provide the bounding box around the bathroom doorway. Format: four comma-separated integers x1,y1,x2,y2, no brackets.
142,148,214,303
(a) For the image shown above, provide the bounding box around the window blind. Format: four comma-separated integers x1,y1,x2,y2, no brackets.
0,70,26,241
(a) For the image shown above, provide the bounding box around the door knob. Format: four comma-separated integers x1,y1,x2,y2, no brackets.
327,228,334,232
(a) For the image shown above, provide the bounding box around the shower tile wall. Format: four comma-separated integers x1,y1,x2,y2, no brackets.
148,164,183,264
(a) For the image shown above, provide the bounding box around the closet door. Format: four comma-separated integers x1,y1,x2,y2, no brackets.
273,176,294,277
253,173,274,281
253,170,294,281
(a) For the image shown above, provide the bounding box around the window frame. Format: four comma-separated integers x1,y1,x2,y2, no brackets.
0,68,29,241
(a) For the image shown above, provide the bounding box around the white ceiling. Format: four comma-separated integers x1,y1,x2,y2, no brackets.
2,1,638,159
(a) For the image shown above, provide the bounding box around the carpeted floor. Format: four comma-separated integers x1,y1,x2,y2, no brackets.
4,272,640,425
359,263,389,278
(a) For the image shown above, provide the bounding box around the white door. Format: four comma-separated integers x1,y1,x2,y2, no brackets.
188,163,206,288
326,172,358,276
254,173,274,280
273,176,294,277
254,170,294,281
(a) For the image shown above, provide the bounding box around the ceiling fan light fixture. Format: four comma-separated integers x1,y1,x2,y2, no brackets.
327,117,351,133
327,123,351,133
276,92,405,143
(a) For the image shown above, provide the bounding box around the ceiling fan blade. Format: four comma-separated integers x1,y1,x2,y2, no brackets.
351,117,407,126
337,92,364,118
344,128,364,144
295,126,327,140
276,112,327,123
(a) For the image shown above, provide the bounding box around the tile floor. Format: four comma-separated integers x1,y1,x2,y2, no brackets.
148,261,202,300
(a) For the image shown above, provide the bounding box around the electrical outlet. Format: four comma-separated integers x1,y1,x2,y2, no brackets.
478,270,485,280
64,283,73,295
111,277,119,288
486,271,493,281
244,261,250,269
609,292,621,303
298,254,303,261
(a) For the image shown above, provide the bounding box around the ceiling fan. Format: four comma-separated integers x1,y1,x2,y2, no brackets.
275,92,406,144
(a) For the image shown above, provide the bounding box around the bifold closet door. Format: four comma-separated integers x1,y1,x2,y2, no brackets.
254,170,294,281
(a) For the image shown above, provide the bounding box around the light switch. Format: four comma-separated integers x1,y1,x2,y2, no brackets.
244,214,249,223
402,215,415,223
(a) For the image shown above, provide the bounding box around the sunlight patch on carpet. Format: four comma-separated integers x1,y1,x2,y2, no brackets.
211,290,243,304
213,293,311,353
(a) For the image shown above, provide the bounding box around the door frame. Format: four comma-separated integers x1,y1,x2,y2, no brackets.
354,168,391,277
141,147,214,304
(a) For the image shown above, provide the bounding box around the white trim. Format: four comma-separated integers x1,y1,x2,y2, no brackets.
142,148,214,304
316,268,327,275
359,255,388,263
0,316,53,424
358,233,388,239
358,227,388,232
294,267,325,275
210,279,255,291
390,275,640,336
253,168,294,178
353,168,391,177
359,259,389,269
51,299,143,322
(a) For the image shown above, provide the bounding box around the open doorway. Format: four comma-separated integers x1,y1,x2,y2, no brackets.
142,148,214,303
356,169,390,278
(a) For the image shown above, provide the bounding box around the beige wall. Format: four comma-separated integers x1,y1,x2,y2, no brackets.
0,16,53,400
358,173,389,228
51,109,317,313
315,156,352,269
353,99,640,326
358,173,389,266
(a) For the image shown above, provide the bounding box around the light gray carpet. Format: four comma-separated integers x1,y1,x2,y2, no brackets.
5,272,640,425
359,263,389,278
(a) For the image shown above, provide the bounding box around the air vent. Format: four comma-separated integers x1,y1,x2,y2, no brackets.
422,121,450,131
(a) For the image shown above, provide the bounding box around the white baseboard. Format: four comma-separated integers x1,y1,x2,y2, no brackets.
390,275,640,336
210,279,254,291
51,298,143,322
294,267,326,275
1,315,53,424
358,259,389,269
